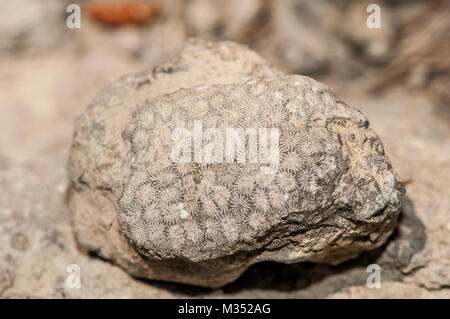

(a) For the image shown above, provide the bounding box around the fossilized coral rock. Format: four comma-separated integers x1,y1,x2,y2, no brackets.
67,38,403,287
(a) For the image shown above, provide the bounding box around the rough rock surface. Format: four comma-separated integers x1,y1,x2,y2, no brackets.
67,39,403,287
1,33,448,297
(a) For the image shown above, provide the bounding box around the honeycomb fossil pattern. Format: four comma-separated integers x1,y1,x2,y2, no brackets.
117,75,392,261
67,39,403,287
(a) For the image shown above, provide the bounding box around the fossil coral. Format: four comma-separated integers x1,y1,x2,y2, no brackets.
67,39,403,287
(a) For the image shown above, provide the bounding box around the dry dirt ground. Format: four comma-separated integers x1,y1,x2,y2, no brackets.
0,2,449,299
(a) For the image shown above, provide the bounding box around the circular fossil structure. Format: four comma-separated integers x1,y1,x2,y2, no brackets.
67,39,403,287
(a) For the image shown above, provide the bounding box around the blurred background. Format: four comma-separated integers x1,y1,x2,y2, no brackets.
0,0,448,162
0,0,449,298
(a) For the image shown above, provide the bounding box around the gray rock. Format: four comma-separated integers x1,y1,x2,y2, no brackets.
67,38,403,287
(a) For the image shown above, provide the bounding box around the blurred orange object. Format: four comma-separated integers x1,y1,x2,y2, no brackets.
87,0,161,26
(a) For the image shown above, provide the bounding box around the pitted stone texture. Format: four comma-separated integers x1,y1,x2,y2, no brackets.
119,76,401,264
68,39,403,287
68,38,279,196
